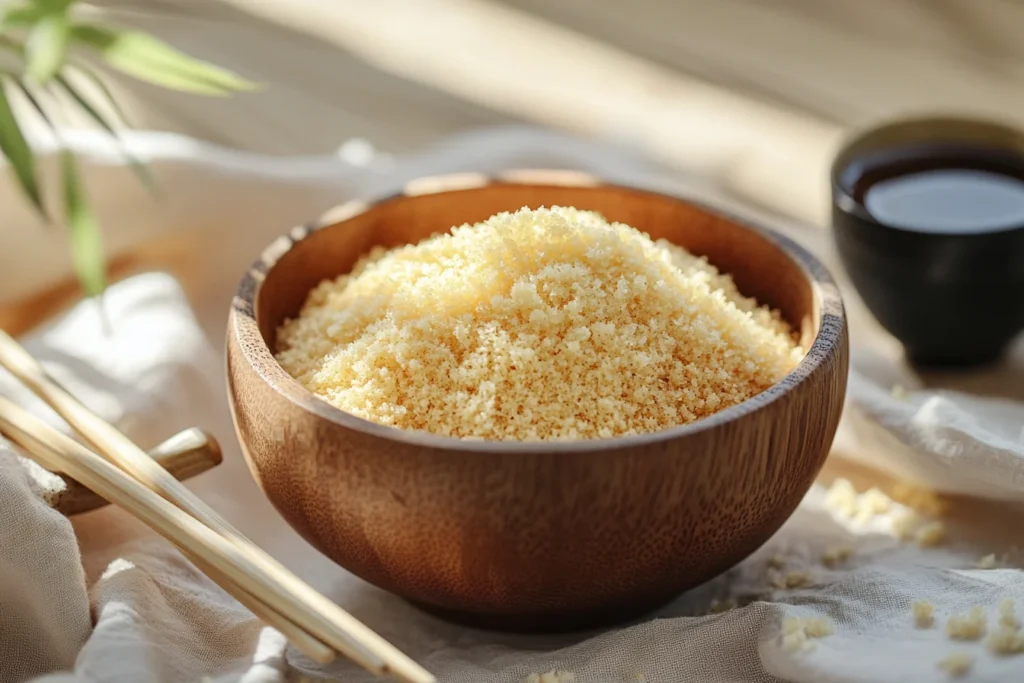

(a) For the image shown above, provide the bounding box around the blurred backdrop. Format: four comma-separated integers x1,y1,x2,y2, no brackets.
46,0,1024,222
5,0,1024,335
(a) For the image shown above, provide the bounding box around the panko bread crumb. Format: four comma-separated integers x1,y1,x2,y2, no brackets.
946,607,987,641
912,600,935,628
938,652,974,678
525,671,576,683
276,206,803,440
915,521,947,548
781,616,834,651
821,545,854,568
999,598,1018,629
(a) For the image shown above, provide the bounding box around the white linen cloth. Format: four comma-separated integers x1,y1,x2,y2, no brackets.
2,127,1024,683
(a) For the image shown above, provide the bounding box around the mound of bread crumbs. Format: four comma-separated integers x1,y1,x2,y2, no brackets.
276,206,804,440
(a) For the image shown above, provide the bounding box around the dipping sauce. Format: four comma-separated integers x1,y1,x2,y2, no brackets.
831,120,1024,368
842,143,1024,234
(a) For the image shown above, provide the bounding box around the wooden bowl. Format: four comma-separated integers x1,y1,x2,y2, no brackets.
226,172,848,631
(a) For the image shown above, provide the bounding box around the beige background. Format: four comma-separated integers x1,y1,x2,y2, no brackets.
9,0,1024,329
37,0,1024,223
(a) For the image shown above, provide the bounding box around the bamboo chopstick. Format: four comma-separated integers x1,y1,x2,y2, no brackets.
0,397,341,663
0,396,335,662
165,542,336,665
0,330,434,683
54,427,222,516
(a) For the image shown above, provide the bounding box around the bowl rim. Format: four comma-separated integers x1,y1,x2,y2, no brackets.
229,171,846,453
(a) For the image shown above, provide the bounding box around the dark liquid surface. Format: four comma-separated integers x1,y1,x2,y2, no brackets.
841,142,1024,234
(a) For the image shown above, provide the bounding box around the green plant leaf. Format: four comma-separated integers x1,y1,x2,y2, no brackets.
69,64,132,127
13,78,52,126
60,150,105,296
0,35,25,62
54,73,155,191
70,24,258,95
25,12,70,84
0,4,46,30
39,0,75,11
0,78,46,217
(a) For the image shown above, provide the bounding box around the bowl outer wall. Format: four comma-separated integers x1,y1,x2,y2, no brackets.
225,174,849,623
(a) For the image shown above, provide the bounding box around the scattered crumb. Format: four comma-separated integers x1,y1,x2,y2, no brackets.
946,607,987,641
781,616,834,652
768,553,786,569
785,570,813,588
891,384,910,400
632,675,649,683
708,598,738,614
825,478,859,518
938,652,974,678
782,618,805,636
771,569,812,589
826,479,903,527
853,508,875,526
782,628,809,652
978,554,998,569
861,488,892,515
986,625,1024,655
804,618,835,638
526,672,576,683
891,482,948,516
887,487,947,546
999,599,1018,629
985,600,1024,655
913,600,935,628
822,545,854,568
915,521,947,547
892,510,924,541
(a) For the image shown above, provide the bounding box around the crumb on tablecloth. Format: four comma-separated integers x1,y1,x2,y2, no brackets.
892,482,948,516
938,652,974,677
1000,599,1018,629
986,625,1024,655
525,671,576,683
822,545,854,568
913,600,935,629
781,616,835,652
946,607,987,641
978,553,998,569
915,521,947,548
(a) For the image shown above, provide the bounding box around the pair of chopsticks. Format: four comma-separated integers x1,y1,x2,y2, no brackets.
0,329,434,683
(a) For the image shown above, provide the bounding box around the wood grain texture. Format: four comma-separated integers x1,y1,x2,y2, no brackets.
52,428,222,516
226,175,848,630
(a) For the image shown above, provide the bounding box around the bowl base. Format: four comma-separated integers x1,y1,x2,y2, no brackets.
905,346,1006,370
407,594,673,634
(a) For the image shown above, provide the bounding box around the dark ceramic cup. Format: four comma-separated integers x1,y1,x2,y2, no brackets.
831,117,1024,367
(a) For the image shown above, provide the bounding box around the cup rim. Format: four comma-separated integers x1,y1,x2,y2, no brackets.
830,114,1024,235
229,172,847,453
